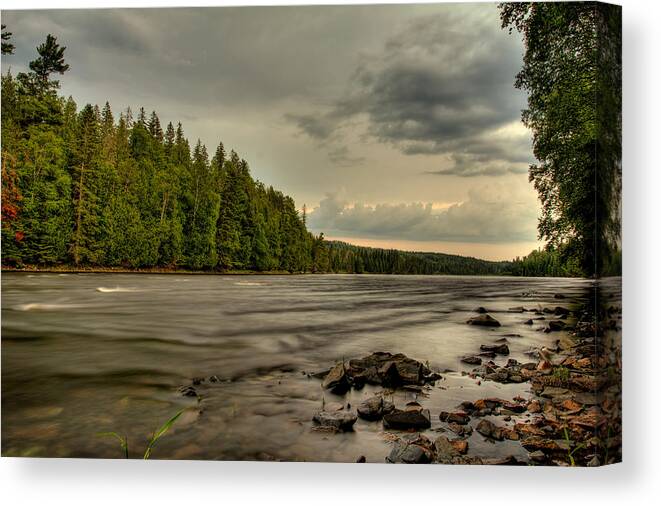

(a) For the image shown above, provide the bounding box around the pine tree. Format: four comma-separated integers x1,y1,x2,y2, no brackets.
28,34,70,89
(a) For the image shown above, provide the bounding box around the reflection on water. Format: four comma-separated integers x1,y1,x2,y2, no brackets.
2,273,591,461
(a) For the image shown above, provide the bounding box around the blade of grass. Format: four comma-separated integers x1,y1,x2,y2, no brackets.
143,409,184,460
97,431,129,459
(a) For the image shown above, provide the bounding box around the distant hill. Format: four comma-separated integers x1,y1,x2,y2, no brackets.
324,240,513,275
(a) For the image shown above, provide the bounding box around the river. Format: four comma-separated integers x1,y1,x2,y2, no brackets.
1,273,592,462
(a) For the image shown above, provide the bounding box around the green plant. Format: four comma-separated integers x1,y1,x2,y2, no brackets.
563,427,585,466
552,366,570,382
99,409,184,459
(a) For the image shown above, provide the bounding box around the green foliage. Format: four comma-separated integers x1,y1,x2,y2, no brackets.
499,2,621,277
324,241,512,275
98,409,184,460
1,24,15,55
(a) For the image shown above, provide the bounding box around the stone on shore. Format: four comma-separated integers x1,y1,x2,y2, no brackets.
321,362,351,394
461,355,482,365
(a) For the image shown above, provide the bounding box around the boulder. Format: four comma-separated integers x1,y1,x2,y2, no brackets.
467,314,501,327
554,306,570,316
321,362,350,394
524,319,534,325
383,408,432,430
346,352,431,387
357,395,395,421
461,355,482,365
474,306,488,314
312,410,357,431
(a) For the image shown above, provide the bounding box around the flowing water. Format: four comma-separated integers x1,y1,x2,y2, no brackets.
1,272,591,461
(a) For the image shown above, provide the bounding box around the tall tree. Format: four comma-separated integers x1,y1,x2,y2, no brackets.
28,34,70,89
499,2,621,276
1,24,15,55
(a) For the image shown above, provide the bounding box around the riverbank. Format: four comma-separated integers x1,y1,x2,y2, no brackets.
1,265,301,275
302,290,622,465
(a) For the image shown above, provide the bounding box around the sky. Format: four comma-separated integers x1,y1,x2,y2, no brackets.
1,3,544,261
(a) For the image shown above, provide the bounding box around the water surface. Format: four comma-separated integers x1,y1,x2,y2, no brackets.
1,273,590,461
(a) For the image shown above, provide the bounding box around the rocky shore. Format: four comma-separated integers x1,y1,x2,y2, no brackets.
308,297,622,466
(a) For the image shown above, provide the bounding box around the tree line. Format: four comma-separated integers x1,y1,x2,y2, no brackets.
1,29,322,272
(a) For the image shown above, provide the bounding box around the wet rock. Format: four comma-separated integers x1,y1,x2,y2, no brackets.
387,435,433,464
554,293,566,299
179,385,198,397
521,436,561,452
547,320,567,332
451,439,469,455
508,306,526,312
524,319,534,325
447,422,473,437
383,408,432,430
321,362,350,394
528,450,547,463
554,306,570,316
357,395,395,421
481,455,525,466
346,352,432,388
467,314,501,327
312,410,357,431
541,387,569,398
461,355,482,365
476,419,505,441
356,455,366,463
479,343,510,355
439,411,470,425
474,306,488,314
527,400,542,413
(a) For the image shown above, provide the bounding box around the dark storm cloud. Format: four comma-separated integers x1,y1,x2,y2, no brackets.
290,9,532,177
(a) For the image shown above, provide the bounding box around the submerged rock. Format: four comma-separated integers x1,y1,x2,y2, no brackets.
467,314,501,327
461,355,482,365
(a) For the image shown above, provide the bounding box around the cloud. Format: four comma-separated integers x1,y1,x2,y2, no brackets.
308,182,539,243
289,8,533,177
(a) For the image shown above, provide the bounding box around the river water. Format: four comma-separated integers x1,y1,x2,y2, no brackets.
1,273,591,462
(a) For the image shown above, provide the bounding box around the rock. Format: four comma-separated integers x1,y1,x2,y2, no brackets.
479,343,510,355
461,355,482,365
521,436,561,452
450,439,469,455
587,455,601,467
508,306,526,312
387,436,433,464
541,387,569,398
524,319,534,325
527,400,542,413
433,435,460,463
346,352,431,388
447,422,472,437
547,320,567,332
467,314,501,327
481,455,524,466
356,455,366,463
312,410,357,431
537,360,553,371
474,306,488,313
554,293,566,299
528,450,547,463
321,362,350,394
439,411,470,425
476,419,504,440
357,396,395,421
179,385,198,397
383,408,432,430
